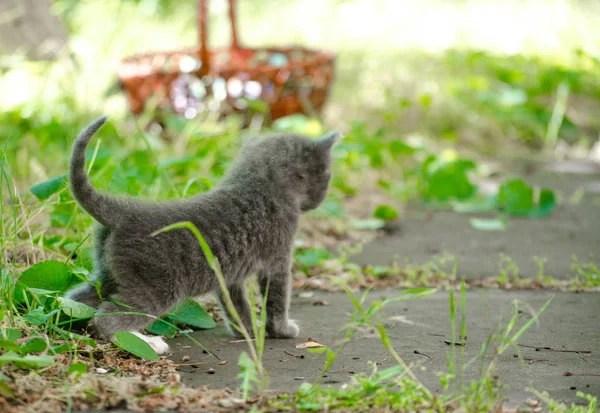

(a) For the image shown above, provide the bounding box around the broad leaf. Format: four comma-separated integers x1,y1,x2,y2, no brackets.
536,188,556,217
30,174,68,200
498,179,556,217
373,205,399,221
295,247,332,267
68,362,87,375
21,338,47,354
389,140,416,155
167,300,216,330
56,297,96,319
114,331,159,360
51,343,75,355
146,318,178,338
0,329,21,342
0,340,21,353
15,260,74,302
25,308,59,326
498,179,534,215
423,157,477,202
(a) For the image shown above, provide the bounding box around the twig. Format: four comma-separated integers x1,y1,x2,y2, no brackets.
518,344,591,354
414,350,433,360
564,371,600,377
444,340,465,347
173,362,209,367
284,350,305,359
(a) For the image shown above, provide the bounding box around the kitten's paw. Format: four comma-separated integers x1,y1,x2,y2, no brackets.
269,319,300,339
130,331,170,355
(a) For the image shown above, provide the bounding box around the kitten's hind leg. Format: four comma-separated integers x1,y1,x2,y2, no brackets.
65,282,102,308
217,283,254,338
259,266,299,339
65,225,114,308
64,264,117,308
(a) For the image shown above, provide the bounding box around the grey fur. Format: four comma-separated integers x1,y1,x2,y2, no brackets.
66,116,341,341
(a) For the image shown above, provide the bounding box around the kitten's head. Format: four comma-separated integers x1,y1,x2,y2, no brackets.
240,131,342,212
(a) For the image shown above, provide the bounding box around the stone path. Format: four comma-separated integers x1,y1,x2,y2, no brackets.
352,159,600,279
172,290,599,407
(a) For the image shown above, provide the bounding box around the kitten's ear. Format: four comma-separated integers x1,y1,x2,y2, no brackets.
317,131,343,151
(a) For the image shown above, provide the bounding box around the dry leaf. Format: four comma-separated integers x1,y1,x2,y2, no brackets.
296,340,325,349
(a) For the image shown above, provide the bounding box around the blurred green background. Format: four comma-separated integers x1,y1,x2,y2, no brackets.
1,0,599,267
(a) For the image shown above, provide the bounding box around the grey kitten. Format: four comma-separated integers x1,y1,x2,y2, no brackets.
66,116,341,354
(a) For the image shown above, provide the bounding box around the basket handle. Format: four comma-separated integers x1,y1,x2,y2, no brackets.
198,0,239,75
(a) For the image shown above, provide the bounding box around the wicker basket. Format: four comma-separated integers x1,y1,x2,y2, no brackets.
118,0,336,123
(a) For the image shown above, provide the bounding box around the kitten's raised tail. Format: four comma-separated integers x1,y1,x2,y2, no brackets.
69,116,122,228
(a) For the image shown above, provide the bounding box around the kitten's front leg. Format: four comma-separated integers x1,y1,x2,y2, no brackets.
259,269,299,339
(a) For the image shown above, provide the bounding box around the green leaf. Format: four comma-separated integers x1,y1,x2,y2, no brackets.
536,188,556,217
21,338,47,354
469,218,508,231
373,205,399,221
0,354,54,369
389,140,416,155
295,247,332,267
498,178,534,216
51,326,96,347
25,307,59,326
498,179,556,217
114,332,159,360
167,300,216,330
15,260,74,302
146,319,178,338
0,329,21,342
423,158,476,202
50,343,74,355
56,297,96,319
30,174,68,200
0,340,21,353
68,362,87,375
